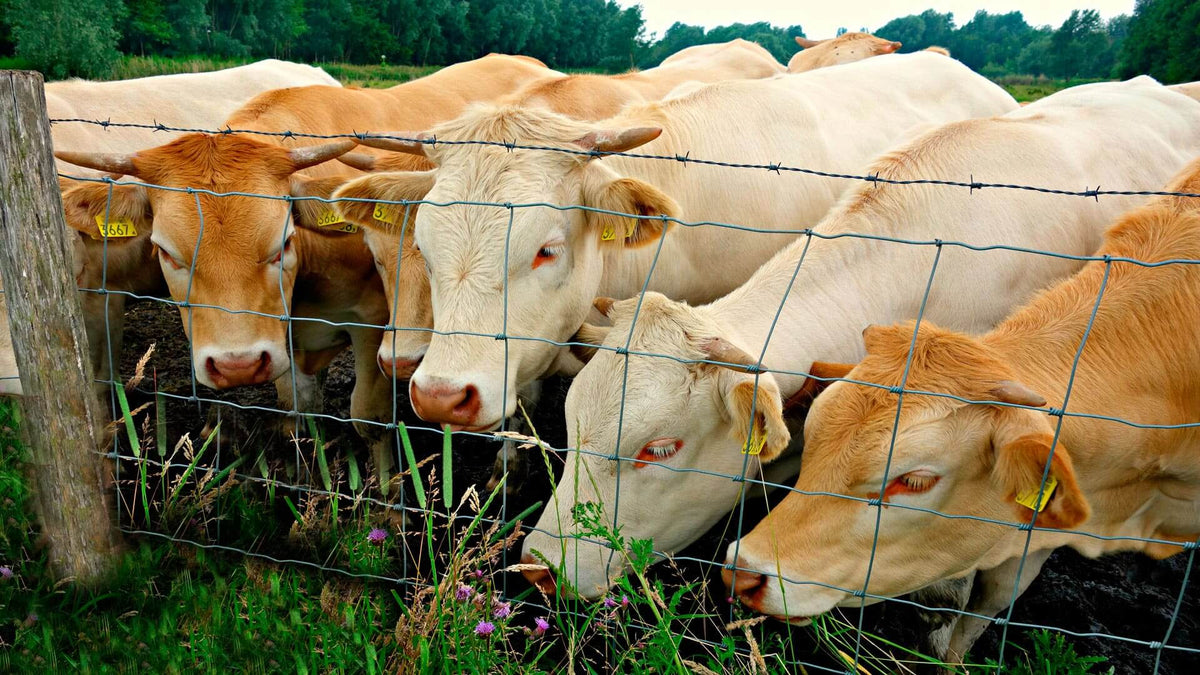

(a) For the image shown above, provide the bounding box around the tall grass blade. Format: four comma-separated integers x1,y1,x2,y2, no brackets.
306,416,331,491
155,392,167,457
347,452,361,492
441,425,452,511
398,423,425,509
166,424,218,507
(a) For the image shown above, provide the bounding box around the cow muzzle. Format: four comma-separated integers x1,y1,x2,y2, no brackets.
408,377,488,430
204,350,275,388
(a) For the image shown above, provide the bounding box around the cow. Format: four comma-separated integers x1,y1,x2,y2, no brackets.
1169,81,1200,102
727,156,1200,664
787,32,902,73
0,288,18,396
334,52,1015,439
0,61,342,399
52,54,560,495
516,77,1200,614
506,38,784,121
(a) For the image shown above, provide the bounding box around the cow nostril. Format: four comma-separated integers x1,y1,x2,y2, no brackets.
205,356,220,377
520,554,557,595
456,384,478,414
721,557,767,599
258,351,271,371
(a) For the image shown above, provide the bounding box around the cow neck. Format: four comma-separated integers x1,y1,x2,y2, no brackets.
706,213,909,398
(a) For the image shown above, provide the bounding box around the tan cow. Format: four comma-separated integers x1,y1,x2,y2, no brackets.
335,52,1014,436
519,76,1200,603
506,38,783,121
54,54,560,494
0,61,341,398
787,32,902,73
727,158,1200,663
0,288,17,396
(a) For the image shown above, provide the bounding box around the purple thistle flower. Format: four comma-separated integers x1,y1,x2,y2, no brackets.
533,617,550,636
621,594,629,608
0,565,12,580
603,596,617,609
366,528,389,544
474,621,496,637
493,601,511,619
455,584,472,602
472,569,485,579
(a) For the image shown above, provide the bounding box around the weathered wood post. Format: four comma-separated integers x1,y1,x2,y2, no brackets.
0,71,121,584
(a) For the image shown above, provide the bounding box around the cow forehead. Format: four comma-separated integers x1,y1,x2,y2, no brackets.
152,191,290,255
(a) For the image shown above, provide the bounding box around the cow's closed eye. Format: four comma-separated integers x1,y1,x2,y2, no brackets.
878,470,940,500
633,438,683,469
532,241,566,270
157,247,185,271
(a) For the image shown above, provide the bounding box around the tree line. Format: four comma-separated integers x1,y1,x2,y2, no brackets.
0,0,1196,84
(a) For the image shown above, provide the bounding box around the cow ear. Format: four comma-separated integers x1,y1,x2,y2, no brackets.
991,409,1089,529
720,374,790,463
782,361,857,415
795,36,822,49
582,164,680,249
290,175,356,234
333,171,434,233
881,40,902,54
60,181,151,243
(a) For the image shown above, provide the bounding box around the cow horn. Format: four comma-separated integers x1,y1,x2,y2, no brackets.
593,297,617,317
356,132,430,157
55,150,138,176
700,337,764,372
288,140,359,171
337,152,379,172
795,36,823,49
573,127,662,155
989,380,1047,408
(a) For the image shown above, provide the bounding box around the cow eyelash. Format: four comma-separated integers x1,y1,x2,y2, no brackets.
157,247,184,270
632,438,683,469
269,238,294,265
882,470,940,498
532,242,566,270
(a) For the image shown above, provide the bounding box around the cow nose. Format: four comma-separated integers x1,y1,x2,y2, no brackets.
409,379,481,427
377,352,421,379
520,554,558,595
721,557,767,603
205,351,272,388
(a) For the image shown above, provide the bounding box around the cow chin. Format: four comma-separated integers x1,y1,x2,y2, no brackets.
520,530,627,600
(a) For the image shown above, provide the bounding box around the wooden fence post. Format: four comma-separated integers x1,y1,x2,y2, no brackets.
0,70,121,585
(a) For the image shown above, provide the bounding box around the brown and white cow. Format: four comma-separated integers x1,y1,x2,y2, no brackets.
519,77,1200,604
53,54,560,494
0,60,341,398
787,32,902,73
505,38,784,121
728,156,1200,662
335,52,1015,435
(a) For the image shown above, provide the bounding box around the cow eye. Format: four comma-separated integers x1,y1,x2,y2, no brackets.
632,438,683,469
270,237,293,265
882,470,940,498
157,247,184,271
532,242,565,270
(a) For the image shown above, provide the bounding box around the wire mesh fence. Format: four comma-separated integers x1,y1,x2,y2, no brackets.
28,114,1200,672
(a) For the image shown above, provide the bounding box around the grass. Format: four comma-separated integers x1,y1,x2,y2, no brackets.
992,75,1107,102
0,375,1119,674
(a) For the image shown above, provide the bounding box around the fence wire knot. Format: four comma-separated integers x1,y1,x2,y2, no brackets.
674,151,690,164
867,497,883,507
969,174,983,193
887,386,903,395
493,332,507,341
1047,407,1065,417
1085,185,1101,202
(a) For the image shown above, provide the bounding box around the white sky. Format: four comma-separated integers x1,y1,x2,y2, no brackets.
621,1,1137,40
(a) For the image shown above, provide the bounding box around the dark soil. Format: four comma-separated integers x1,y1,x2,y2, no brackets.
116,296,1199,674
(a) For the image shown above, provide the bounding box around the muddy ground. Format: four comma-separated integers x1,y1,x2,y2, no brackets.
117,297,1198,673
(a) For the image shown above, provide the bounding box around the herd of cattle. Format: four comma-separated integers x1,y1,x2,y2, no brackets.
3,29,1199,664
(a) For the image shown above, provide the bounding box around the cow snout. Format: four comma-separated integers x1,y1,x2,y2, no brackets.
206,351,272,388
377,352,422,379
721,557,767,607
409,379,481,428
520,553,558,595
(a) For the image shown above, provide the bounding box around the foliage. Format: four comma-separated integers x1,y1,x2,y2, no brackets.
1118,0,1200,82
637,21,805,67
7,0,124,78
987,629,1115,675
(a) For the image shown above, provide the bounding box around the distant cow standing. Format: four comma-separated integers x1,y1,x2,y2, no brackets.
787,32,902,72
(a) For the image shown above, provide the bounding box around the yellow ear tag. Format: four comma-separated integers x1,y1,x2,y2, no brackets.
742,429,767,456
600,221,616,242
1014,476,1058,513
373,204,398,224
93,215,137,239
316,210,358,233
624,217,637,239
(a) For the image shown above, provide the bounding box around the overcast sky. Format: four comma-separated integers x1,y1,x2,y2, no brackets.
620,1,1136,40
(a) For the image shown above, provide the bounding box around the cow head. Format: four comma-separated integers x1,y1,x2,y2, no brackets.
788,32,902,73
339,106,679,430
333,157,436,380
725,321,1088,622
55,134,357,390
520,293,791,598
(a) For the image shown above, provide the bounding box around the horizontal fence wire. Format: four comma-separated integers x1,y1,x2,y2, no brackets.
34,117,1200,672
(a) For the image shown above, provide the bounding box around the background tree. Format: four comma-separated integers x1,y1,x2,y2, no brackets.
1119,0,1200,82
9,0,125,78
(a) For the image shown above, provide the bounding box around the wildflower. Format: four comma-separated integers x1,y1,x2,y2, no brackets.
473,592,488,608
533,617,550,636
455,584,472,602
0,565,12,580
621,594,629,609
474,621,495,637
367,528,388,544
603,596,617,609
493,601,511,619
471,569,485,579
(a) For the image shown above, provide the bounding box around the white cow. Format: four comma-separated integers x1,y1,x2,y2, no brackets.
521,77,1200,609
338,52,1017,433
0,61,341,397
